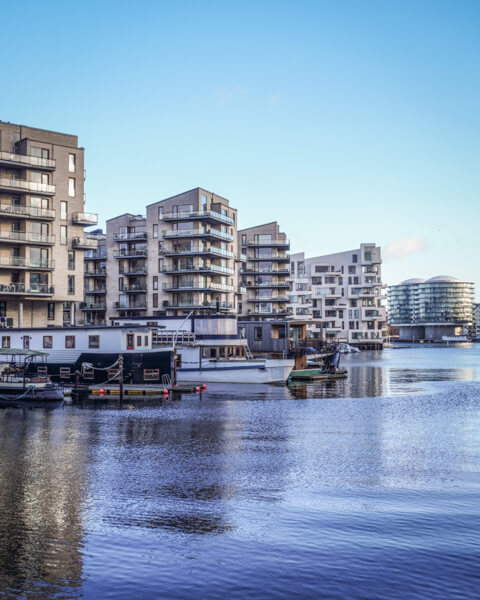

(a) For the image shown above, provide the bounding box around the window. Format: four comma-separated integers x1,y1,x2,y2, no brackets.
254,326,262,341
352,254,358,263
137,336,142,346
158,206,163,219
23,336,30,349
69,153,76,173
47,303,55,320
0,302,6,317
242,234,247,246
153,293,158,308
153,224,158,238
144,335,148,346
68,251,75,270
68,275,75,294
31,146,49,159
60,201,67,220
315,265,329,273
43,336,53,349
65,336,75,348
153,276,158,290
68,178,75,197
348,266,356,274
201,194,207,205
61,225,67,245
2,336,10,348
88,335,100,349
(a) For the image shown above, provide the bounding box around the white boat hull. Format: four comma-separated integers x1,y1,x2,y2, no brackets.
177,358,295,384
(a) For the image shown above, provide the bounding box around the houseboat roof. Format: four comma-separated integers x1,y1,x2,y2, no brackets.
0,348,49,356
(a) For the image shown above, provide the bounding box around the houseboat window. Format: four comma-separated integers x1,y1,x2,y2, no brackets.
202,347,209,358
137,336,142,346
88,335,100,349
254,327,262,341
43,336,53,349
219,347,226,358
1,336,10,348
65,335,75,349
23,336,30,349
144,335,148,346
209,347,217,358
126,334,134,349
144,369,159,381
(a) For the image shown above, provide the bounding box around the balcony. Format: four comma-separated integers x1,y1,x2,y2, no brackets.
248,255,290,262
71,237,98,250
84,288,106,294
113,231,147,242
247,239,290,249
113,248,147,258
159,246,234,258
0,256,54,270
163,228,234,242
119,285,147,293
236,286,247,295
0,231,55,245
165,301,233,311
235,254,247,262
85,250,107,260
0,203,55,220
249,296,289,303
0,283,54,296
246,282,291,288
0,150,56,170
72,212,98,226
113,301,147,310
0,177,55,195
163,281,234,293
119,267,147,275
81,303,107,311
241,267,290,275
162,209,234,225
85,269,106,277
161,264,234,275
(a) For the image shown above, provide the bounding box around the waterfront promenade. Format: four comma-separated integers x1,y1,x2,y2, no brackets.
0,346,479,599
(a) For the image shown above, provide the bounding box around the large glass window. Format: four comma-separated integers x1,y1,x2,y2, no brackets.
69,153,76,173
68,178,75,197
61,201,67,220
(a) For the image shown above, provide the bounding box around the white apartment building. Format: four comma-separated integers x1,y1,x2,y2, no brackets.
288,244,387,348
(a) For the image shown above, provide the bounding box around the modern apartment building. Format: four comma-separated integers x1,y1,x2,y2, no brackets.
288,244,387,347
238,222,290,319
102,188,238,320
81,229,107,325
388,276,475,341
0,121,97,328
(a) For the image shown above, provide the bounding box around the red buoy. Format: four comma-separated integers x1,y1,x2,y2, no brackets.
99,388,105,396
201,384,207,391
195,386,200,393
162,388,169,395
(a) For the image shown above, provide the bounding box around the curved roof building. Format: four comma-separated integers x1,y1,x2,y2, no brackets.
387,276,474,341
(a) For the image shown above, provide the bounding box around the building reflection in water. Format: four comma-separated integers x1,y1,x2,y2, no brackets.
0,408,89,599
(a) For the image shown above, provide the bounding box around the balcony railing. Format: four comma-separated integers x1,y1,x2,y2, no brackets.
119,267,147,275
166,301,234,310
81,303,107,311
113,249,147,258
85,250,107,260
71,237,98,249
235,253,247,262
0,177,55,194
85,269,106,277
119,285,147,292
163,209,234,225
0,203,55,220
0,231,55,244
159,245,234,258
163,281,234,292
0,150,56,169
113,301,147,309
162,264,234,275
247,239,290,248
84,288,106,294
0,256,54,269
0,283,54,295
113,232,147,241
72,212,98,226
163,228,233,241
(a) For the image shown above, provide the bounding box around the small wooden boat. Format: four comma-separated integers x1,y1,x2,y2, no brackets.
288,350,347,383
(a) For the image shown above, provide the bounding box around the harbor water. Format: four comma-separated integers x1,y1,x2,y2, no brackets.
0,346,479,599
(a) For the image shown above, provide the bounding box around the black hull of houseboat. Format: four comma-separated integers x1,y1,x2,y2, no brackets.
25,351,173,386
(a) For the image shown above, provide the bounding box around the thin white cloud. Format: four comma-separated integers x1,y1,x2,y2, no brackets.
385,236,427,260
214,85,246,101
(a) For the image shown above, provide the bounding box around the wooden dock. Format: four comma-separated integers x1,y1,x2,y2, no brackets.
89,384,204,396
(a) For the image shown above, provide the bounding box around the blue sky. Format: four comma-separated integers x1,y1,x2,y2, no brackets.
2,0,479,296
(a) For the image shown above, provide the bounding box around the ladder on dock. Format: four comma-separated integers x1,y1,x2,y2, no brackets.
244,341,254,360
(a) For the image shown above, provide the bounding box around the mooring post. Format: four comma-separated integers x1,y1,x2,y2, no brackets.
118,354,124,402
